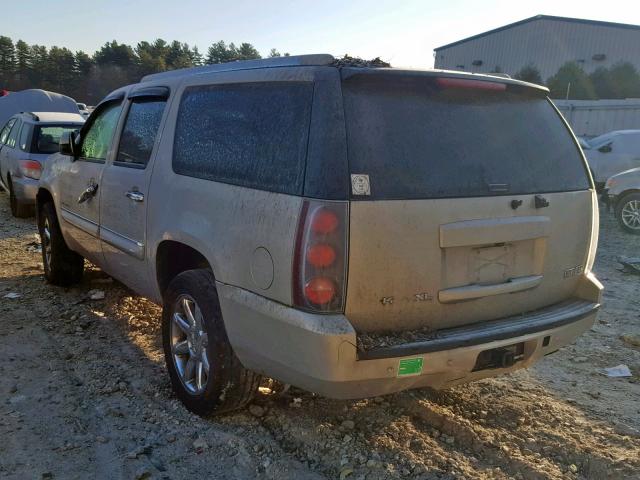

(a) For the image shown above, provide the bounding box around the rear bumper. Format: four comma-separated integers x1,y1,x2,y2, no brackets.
11,176,39,204
217,273,602,399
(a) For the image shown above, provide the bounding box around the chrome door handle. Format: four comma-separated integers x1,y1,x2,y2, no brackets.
78,183,98,203
126,191,144,202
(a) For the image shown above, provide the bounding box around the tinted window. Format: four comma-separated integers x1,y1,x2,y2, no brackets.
173,82,313,195
6,119,21,148
80,102,123,161
0,118,17,145
116,98,166,167
34,125,81,154
19,123,31,151
343,75,590,199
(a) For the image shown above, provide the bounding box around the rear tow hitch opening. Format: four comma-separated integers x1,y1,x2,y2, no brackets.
472,343,525,372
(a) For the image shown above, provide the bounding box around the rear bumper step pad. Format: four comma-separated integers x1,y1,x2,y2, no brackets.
358,299,599,360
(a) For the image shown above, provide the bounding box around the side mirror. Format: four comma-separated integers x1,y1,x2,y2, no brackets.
598,143,612,154
59,130,78,158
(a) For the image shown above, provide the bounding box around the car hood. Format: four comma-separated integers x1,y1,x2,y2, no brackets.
609,167,640,180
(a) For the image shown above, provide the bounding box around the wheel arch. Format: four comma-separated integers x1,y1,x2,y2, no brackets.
35,187,55,220
614,189,640,210
155,240,213,298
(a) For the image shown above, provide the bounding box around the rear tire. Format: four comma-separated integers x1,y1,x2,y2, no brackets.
615,193,640,235
38,202,85,285
8,177,32,218
162,269,262,416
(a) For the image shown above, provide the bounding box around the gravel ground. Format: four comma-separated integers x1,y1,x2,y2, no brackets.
0,190,639,480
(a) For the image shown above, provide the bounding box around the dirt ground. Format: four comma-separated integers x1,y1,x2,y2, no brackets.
0,190,639,480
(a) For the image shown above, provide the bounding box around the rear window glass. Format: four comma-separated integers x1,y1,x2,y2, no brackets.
173,82,313,195
33,125,81,154
343,75,590,199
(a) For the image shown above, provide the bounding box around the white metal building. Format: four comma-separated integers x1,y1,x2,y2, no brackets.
434,15,640,81
553,99,640,137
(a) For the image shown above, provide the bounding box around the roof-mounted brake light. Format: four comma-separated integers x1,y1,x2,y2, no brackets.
436,77,507,91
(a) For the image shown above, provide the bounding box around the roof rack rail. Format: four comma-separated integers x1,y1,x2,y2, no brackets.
141,54,335,83
19,111,39,121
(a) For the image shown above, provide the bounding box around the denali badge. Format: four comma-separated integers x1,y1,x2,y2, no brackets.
563,265,584,278
380,293,433,305
414,292,433,302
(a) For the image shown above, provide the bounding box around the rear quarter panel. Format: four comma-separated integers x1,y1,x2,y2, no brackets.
145,68,324,305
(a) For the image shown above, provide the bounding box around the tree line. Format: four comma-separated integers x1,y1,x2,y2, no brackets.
2,32,639,103
513,61,640,100
0,36,288,104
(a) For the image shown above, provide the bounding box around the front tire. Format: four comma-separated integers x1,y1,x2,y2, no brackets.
162,269,262,416
38,202,85,285
615,193,640,235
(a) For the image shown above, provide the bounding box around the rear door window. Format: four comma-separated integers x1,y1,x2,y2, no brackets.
0,119,16,144
6,119,22,148
342,74,590,200
116,98,167,168
173,82,313,195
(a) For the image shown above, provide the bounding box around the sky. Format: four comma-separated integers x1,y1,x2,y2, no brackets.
3,0,640,68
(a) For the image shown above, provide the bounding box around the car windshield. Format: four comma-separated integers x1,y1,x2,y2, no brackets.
33,124,81,154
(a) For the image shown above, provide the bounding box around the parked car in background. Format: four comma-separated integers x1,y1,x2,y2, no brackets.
35,55,601,416
583,130,640,188
77,103,90,118
577,136,591,151
602,168,640,234
0,112,84,217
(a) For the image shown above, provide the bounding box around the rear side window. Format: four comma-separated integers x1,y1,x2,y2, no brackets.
19,124,31,151
116,98,167,167
343,75,590,199
173,82,313,195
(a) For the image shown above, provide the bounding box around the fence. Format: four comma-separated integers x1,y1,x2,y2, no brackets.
553,99,640,137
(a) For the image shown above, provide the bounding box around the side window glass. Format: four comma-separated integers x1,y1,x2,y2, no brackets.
80,102,123,161
116,98,167,168
173,82,313,195
19,123,31,151
0,119,16,144
6,119,22,148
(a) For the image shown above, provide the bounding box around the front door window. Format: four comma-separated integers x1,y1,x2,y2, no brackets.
80,102,123,161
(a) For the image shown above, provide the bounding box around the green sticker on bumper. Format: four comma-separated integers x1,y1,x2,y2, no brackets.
398,357,423,377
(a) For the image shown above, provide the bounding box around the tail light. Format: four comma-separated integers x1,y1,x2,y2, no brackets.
293,200,348,313
18,160,42,180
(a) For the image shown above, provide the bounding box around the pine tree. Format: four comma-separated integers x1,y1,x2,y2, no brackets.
0,36,16,87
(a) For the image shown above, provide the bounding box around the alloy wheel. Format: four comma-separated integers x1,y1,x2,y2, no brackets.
621,199,640,230
170,294,210,394
42,218,52,271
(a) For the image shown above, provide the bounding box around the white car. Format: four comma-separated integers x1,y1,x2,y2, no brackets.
583,130,640,187
77,103,90,119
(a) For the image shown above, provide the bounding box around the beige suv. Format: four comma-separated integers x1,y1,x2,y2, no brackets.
36,55,602,415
